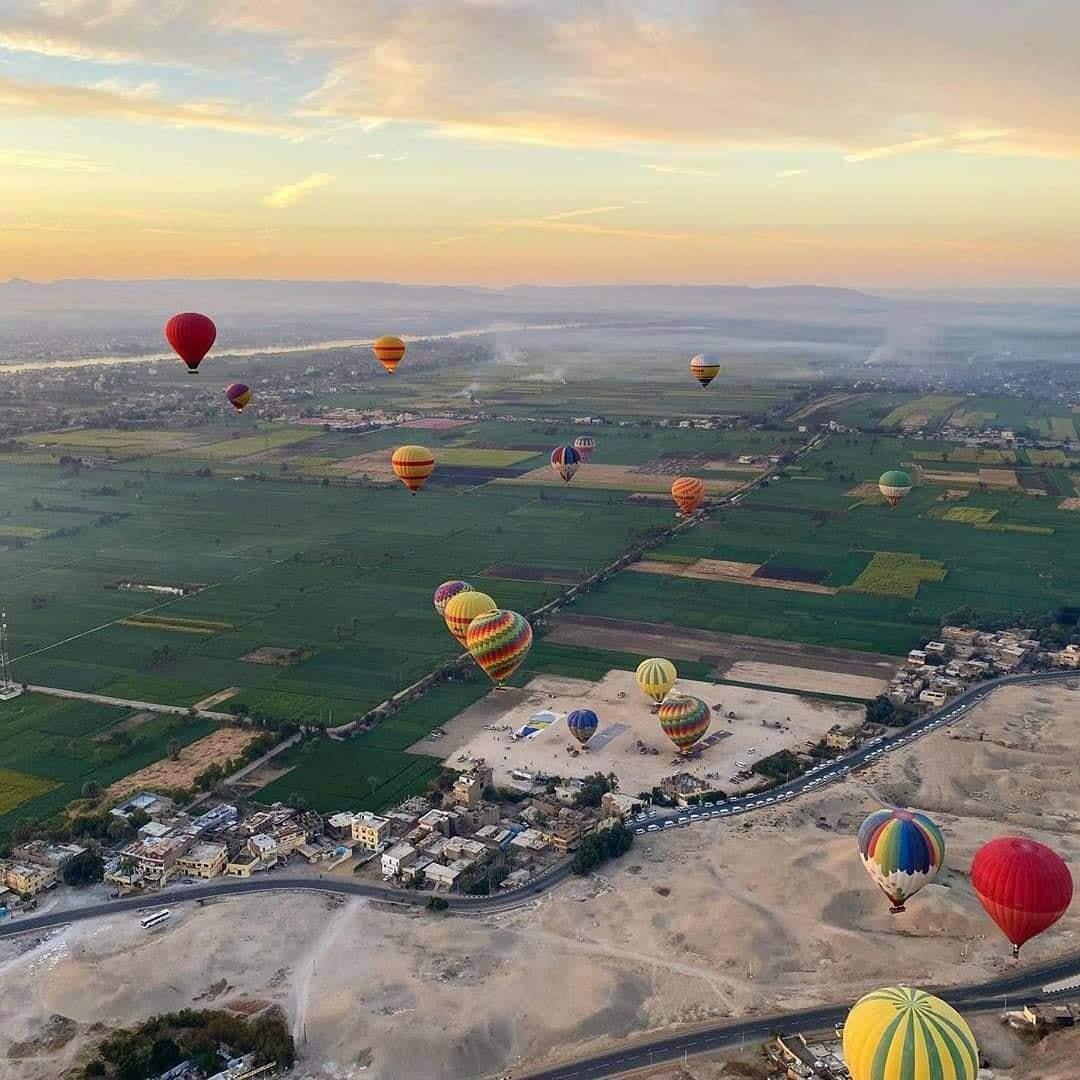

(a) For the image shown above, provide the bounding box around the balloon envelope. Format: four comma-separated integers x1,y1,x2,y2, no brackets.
878,469,913,510
573,435,596,460
373,335,406,374
550,445,581,483
567,708,599,746
225,383,251,413
165,312,216,372
671,476,706,515
657,695,710,752
689,353,720,388
857,808,945,913
444,590,496,647
391,445,435,494
465,609,533,686
433,580,472,617
843,986,978,1080
971,836,1074,956
635,657,677,704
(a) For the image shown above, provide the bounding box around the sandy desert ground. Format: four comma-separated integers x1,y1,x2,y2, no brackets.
423,670,863,793
1,679,1077,1080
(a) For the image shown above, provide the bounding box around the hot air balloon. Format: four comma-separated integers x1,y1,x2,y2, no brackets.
433,580,472,617
391,445,435,494
878,469,913,510
567,708,598,747
465,609,533,687
550,445,581,484
689,353,720,388
635,658,677,704
843,986,978,1080
444,590,496,648
671,476,706,516
573,435,596,460
857,808,945,914
373,335,406,374
971,836,1074,957
657,695,710,752
165,312,216,373
225,383,251,413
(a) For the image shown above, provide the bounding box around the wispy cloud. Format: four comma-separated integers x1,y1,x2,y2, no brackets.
776,168,807,178
509,218,687,241
0,147,108,172
391,153,409,162
366,152,385,160
0,221,81,232
641,163,723,178
845,130,1016,163
431,232,483,247
543,205,625,221
261,172,334,209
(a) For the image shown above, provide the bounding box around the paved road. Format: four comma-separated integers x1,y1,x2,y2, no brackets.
518,945,1080,1080
25,683,234,721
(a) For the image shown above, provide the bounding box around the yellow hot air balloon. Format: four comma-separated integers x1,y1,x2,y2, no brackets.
391,445,435,494
635,657,677,704
444,590,496,648
843,987,978,1080
373,335,406,374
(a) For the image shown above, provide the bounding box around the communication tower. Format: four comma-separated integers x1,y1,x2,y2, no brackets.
0,610,22,700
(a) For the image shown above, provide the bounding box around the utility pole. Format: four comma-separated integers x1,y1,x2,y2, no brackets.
0,611,21,699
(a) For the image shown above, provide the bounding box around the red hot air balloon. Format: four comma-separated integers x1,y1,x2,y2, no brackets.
971,837,1074,957
165,313,216,373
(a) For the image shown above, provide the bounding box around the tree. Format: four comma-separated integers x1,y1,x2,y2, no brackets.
865,695,896,725
11,819,36,844
167,738,182,761
148,1037,183,1075
62,849,105,887
81,780,102,799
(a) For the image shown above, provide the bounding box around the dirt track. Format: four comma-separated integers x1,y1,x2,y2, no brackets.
546,613,901,682
628,560,838,595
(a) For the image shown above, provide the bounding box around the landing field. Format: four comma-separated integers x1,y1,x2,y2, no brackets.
423,670,862,795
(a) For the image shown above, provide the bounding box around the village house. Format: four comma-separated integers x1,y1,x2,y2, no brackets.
0,859,57,897
381,842,417,879
176,841,227,879
351,812,390,851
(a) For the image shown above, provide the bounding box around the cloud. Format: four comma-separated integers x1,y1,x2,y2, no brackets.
543,205,625,221
0,221,81,232
366,152,385,159
261,172,335,209
845,129,1019,163
0,75,302,136
641,163,724,177
0,147,108,172
776,168,806,178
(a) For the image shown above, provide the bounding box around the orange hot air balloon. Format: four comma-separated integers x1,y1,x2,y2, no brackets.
671,476,705,515
373,335,406,374
391,445,435,494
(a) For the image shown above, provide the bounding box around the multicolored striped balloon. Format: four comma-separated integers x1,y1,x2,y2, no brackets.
567,708,599,746
843,986,978,1080
550,445,581,483
857,808,945,913
443,590,496,647
573,435,596,460
373,335,406,374
391,445,435,494
433,579,473,617
635,657,677,704
671,476,706,515
689,353,720,388
657,694,710,752
465,609,533,686
225,382,251,413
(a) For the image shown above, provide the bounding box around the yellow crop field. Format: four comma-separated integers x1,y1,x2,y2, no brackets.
845,551,947,599
0,767,58,815
942,506,998,525
435,448,539,467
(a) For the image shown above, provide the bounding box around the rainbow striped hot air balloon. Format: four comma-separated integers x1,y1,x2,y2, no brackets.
391,445,435,494
657,695,710,753
567,708,599,747
843,986,979,1080
550,445,581,483
689,353,720,388
573,435,596,460
225,382,251,413
443,590,496,648
857,808,945,914
671,476,706,515
433,580,472,617
878,469,913,510
635,657,677,704
373,335,406,374
465,609,533,686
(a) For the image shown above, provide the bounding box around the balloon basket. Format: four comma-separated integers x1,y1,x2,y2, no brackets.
889,904,906,915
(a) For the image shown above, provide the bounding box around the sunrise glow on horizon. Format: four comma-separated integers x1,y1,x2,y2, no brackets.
3,1,1080,286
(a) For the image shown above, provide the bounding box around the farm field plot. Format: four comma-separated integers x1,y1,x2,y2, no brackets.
495,464,742,493
0,767,58,815
186,427,323,460
844,551,947,599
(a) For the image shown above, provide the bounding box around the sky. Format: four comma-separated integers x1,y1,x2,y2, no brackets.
2,0,1080,286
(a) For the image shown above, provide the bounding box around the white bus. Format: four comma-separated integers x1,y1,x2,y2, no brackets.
140,909,170,929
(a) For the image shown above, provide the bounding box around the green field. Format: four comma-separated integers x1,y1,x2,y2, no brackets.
940,506,998,525
0,767,58,815
845,552,947,599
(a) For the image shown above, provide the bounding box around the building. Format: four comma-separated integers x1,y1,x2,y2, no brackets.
110,791,174,821
417,809,455,836
138,820,173,841
451,765,492,808
554,779,584,805
224,848,261,877
188,803,239,836
0,860,57,897
924,641,948,656
11,840,86,869
176,842,227,879
825,728,856,751
123,835,192,886
919,689,948,708
381,842,417,878
941,625,981,647
424,862,462,889
660,772,714,806
326,811,357,840
247,834,278,865
768,1033,850,1079
509,829,548,853
600,791,645,818
542,819,582,854
351,812,390,851
907,649,928,665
